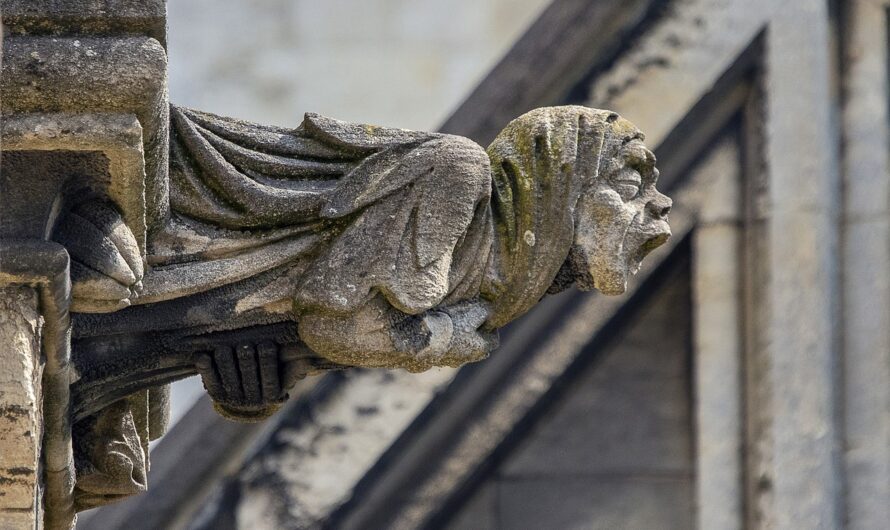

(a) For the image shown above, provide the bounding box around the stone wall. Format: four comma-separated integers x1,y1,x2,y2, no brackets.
448,260,693,529
0,287,43,528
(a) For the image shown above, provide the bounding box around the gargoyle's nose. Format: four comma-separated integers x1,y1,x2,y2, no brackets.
646,192,672,219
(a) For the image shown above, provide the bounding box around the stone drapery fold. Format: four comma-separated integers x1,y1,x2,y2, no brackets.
166,106,493,315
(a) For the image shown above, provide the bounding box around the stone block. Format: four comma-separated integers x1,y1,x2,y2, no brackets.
2,35,169,231
1,0,166,45
1,36,166,116
1,113,146,250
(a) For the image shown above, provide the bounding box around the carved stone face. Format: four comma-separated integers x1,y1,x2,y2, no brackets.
570,137,672,295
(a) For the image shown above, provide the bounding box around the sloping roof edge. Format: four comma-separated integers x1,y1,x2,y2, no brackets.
439,0,666,145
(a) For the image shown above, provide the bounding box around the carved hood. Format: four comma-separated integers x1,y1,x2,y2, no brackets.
482,106,642,328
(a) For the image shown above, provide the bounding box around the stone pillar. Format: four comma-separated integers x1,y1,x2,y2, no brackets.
692,140,744,530
2,3,167,524
841,1,890,528
0,243,75,530
0,287,43,529
762,1,843,527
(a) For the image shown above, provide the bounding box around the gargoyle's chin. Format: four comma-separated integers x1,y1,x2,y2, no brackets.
550,246,628,295
590,265,628,296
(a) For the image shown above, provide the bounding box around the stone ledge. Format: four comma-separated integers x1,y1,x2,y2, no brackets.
2,113,147,253
1,34,169,232
1,36,166,114
0,0,166,47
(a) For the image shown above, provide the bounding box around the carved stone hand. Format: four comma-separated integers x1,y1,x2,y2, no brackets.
195,341,305,422
388,301,497,371
439,301,499,365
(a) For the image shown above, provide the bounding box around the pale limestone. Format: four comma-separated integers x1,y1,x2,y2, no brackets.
0,287,42,522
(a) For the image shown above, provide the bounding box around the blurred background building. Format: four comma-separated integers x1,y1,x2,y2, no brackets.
82,1,890,529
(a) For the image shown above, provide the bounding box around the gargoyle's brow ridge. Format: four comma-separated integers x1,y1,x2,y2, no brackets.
621,132,645,145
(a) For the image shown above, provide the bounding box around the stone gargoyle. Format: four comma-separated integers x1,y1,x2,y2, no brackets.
61,105,670,507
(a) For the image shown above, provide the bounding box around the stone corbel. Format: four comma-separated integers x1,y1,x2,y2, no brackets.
1,2,675,527
1,9,169,527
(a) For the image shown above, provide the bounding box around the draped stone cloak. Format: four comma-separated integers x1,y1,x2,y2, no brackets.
160,106,493,317
158,105,637,329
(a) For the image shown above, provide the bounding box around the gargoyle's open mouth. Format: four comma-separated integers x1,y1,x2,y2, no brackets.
628,228,671,270
641,231,670,255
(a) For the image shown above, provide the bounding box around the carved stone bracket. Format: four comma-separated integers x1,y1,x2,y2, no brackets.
0,1,672,527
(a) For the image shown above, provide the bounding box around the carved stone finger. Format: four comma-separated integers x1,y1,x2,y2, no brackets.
257,341,282,401
280,344,313,389
213,345,243,402
416,312,453,359
236,343,261,404
195,353,224,401
69,262,133,313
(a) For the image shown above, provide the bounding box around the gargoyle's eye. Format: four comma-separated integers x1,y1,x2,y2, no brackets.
612,167,642,201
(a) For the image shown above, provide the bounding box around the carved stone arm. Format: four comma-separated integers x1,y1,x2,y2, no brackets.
298,296,498,373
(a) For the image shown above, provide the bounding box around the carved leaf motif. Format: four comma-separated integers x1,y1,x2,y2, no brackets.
54,200,144,313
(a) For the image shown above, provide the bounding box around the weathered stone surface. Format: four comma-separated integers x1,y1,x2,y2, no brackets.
1,113,147,255
70,105,672,425
0,0,166,46
1,35,169,233
0,286,43,523
72,398,148,511
2,1,676,520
